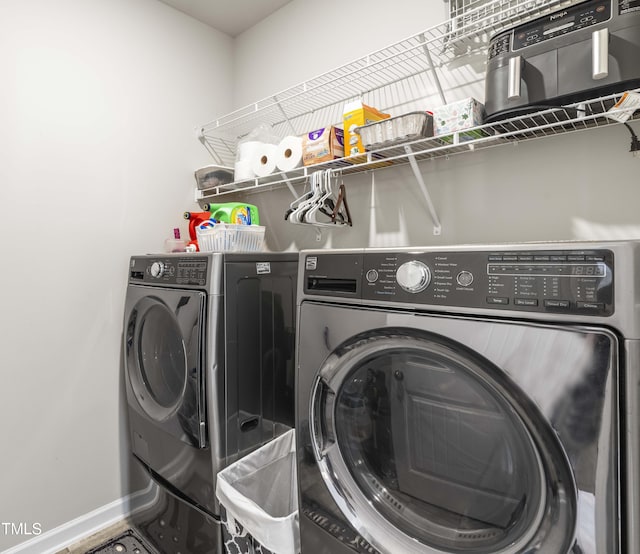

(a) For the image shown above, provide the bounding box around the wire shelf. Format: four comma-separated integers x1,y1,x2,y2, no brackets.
196,89,640,203
198,0,586,167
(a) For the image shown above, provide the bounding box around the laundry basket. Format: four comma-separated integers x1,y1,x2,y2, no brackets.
196,223,265,252
216,429,300,554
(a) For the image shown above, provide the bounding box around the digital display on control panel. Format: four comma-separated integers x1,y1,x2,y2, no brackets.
543,16,576,34
511,0,611,51
487,263,606,277
571,264,605,276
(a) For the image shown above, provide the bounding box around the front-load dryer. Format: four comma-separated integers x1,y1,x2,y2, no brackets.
124,252,297,552
296,242,640,554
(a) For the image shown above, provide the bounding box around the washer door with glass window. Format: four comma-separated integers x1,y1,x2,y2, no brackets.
300,304,619,554
125,285,206,448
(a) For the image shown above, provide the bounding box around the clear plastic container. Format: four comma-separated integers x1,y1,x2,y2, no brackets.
355,111,434,150
196,224,265,252
194,165,234,190
163,238,187,253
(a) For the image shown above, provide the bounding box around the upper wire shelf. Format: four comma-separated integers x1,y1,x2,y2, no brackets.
196,89,640,203
197,0,585,167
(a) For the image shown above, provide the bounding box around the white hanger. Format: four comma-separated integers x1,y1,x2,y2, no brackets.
289,171,323,225
305,170,336,225
286,170,353,228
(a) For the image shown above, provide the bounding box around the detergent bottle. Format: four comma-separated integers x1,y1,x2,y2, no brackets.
184,211,212,239
205,203,260,225
183,210,212,251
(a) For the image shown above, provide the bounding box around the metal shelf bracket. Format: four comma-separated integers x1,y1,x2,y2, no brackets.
404,145,442,235
280,172,302,199
422,35,447,106
274,94,298,135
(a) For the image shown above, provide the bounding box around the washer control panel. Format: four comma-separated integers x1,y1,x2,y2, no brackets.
362,249,613,315
303,249,614,316
129,256,208,287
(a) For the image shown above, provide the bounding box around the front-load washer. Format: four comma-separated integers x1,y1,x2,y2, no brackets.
296,241,640,554
124,252,297,552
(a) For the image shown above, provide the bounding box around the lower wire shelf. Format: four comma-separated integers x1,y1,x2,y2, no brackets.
195,88,640,204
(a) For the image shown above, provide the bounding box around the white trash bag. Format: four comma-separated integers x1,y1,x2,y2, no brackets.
216,429,300,554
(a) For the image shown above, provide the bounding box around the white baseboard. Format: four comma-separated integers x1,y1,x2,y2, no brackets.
3,482,159,554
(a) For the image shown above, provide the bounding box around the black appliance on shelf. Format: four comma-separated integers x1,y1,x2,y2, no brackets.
484,0,640,122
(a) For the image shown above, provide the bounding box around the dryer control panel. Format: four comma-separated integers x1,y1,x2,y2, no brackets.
304,248,614,316
129,256,208,287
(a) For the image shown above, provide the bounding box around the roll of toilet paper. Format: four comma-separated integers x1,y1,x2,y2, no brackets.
236,140,263,162
250,143,278,178
275,135,304,172
234,158,255,181
234,140,264,180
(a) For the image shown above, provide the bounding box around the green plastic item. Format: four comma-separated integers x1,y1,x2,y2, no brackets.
205,202,260,225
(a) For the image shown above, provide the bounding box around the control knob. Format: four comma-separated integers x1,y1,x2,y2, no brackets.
456,270,474,287
150,261,166,278
396,261,431,293
366,269,379,283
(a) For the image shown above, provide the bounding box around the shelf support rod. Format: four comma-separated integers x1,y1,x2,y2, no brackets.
273,94,297,135
404,145,442,235
279,172,300,199
422,36,447,106
197,133,225,165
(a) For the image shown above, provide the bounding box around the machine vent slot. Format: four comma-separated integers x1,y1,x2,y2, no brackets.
307,277,357,293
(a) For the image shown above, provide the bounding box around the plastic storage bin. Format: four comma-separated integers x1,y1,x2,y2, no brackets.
194,164,234,190
216,429,300,554
355,111,434,150
196,223,265,252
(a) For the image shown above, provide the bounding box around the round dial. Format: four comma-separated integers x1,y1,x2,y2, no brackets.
366,269,379,283
150,261,165,278
456,270,474,287
396,261,431,293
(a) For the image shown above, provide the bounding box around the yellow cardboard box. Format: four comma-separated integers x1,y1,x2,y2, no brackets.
343,100,390,163
302,126,345,166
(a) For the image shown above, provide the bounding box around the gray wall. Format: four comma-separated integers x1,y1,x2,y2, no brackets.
232,0,444,108
0,0,232,550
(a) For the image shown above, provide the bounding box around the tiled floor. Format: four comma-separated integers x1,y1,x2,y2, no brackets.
54,520,132,554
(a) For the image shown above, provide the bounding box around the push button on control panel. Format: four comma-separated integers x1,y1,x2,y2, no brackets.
577,302,605,310
366,269,379,283
514,298,539,307
544,299,570,309
487,296,509,305
456,271,474,287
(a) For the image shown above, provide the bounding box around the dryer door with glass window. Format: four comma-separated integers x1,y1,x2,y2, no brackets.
125,286,206,448
301,303,618,554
